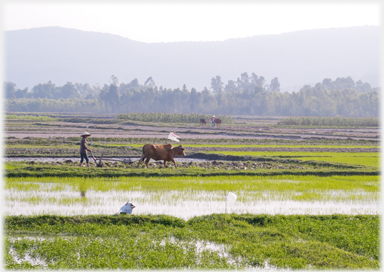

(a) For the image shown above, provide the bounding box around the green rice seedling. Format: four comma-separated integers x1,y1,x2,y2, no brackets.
5,144,77,149
5,135,378,148
186,143,379,149
116,112,233,124
5,214,379,269
5,175,379,192
5,175,380,203
4,161,378,179
6,114,57,121
278,116,379,127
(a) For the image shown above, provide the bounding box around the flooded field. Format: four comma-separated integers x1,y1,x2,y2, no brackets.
6,234,283,270
3,157,206,163
4,114,380,270
5,183,379,219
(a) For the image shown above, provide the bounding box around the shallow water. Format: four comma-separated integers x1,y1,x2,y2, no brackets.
6,235,282,270
5,185,379,219
4,157,207,163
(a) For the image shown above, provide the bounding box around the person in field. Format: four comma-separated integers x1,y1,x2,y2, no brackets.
79,131,92,167
119,201,136,214
211,115,215,127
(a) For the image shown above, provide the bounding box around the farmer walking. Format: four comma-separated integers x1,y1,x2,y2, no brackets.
211,115,215,127
79,131,92,167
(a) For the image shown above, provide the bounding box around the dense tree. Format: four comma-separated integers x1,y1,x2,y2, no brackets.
210,76,223,93
224,80,237,93
99,83,120,112
130,78,139,88
31,81,57,99
4,75,380,117
110,75,119,85
4,82,17,99
269,77,280,92
144,77,155,87
4,82,29,99
57,82,78,99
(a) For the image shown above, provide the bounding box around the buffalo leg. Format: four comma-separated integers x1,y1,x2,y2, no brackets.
138,154,145,167
145,158,150,168
171,159,177,168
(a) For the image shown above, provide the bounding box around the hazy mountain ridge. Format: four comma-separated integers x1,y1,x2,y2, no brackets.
5,26,380,92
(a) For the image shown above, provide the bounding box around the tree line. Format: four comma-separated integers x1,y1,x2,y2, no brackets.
4,74,379,117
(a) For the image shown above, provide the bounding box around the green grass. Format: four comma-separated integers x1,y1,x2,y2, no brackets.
5,175,379,202
5,135,379,147
6,144,77,149
4,157,379,179
4,164,18,170
6,141,378,150
186,144,379,149
5,214,379,270
89,143,379,149
4,162,379,179
278,116,379,127
6,114,57,121
116,112,233,123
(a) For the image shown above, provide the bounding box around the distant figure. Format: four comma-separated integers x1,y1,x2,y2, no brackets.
200,118,206,125
215,118,222,127
79,131,92,167
211,115,215,127
119,202,136,214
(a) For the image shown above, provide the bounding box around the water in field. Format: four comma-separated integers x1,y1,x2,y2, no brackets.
5,183,379,219
3,157,207,163
7,235,282,270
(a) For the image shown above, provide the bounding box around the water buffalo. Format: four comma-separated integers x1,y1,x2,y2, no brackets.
215,118,222,127
138,144,186,168
200,118,207,125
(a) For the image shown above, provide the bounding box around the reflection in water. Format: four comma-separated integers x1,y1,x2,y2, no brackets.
5,185,379,219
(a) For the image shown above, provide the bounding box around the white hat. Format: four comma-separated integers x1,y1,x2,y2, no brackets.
212,115,215,117
81,131,91,137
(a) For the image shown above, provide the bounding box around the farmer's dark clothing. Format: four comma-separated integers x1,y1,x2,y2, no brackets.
80,137,91,153
80,137,91,163
80,152,89,163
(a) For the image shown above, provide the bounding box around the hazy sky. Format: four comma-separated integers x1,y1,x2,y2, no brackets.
3,1,381,43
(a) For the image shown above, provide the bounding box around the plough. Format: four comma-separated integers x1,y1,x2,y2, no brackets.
90,151,135,167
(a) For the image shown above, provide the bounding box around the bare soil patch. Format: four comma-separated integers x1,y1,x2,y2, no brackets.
187,147,379,153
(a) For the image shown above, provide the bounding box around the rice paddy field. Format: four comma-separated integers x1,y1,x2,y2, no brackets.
3,113,381,270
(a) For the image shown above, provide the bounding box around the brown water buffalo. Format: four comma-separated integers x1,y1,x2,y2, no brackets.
215,118,222,127
138,144,186,168
200,118,206,125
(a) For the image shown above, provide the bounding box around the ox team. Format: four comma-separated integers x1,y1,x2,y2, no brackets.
79,132,187,214
200,116,221,127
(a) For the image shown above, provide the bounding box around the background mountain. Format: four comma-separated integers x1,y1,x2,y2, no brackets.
4,26,380,92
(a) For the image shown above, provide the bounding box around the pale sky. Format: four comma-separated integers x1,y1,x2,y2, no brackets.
2,1,381,43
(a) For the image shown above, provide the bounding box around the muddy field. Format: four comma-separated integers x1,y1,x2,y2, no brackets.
4,113,380,271
5,117,380,141
5,158,320,171
186,146,379,152
5,114,380,166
